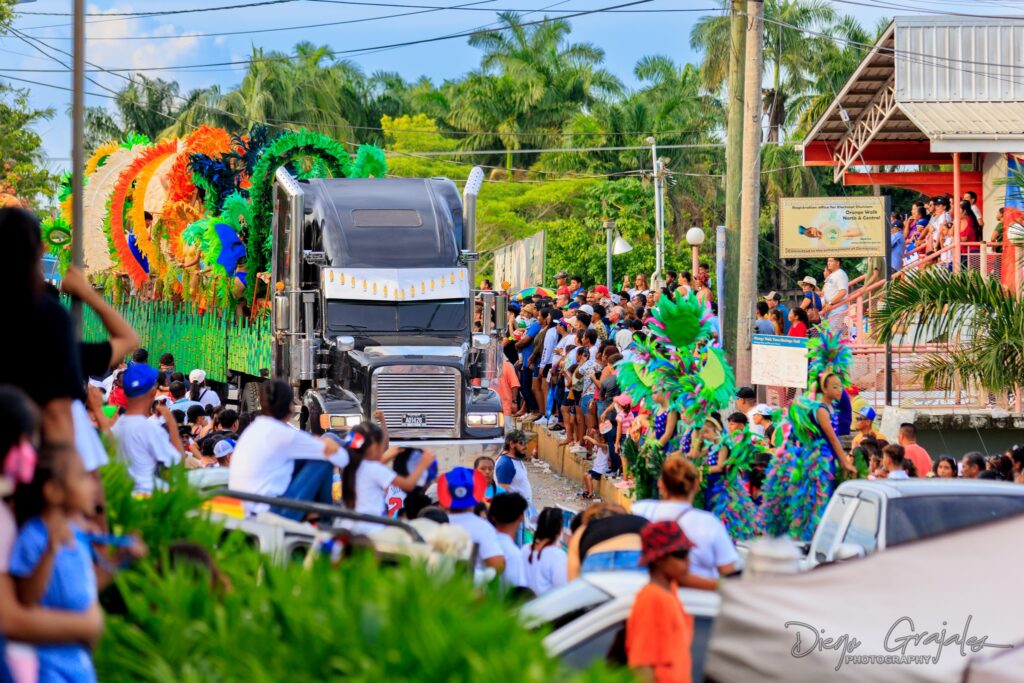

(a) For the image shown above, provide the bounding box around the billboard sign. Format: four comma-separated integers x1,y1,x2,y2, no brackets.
779,196,888,258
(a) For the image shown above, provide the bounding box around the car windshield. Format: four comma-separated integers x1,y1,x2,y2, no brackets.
886,494,1024,546
520,579,612,631
326,299,466,334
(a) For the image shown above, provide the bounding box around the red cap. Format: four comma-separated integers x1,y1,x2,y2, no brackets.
639,521,695,566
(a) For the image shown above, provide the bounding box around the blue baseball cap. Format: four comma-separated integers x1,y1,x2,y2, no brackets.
437,467,486,511
122,363,158,398
567,302,580,309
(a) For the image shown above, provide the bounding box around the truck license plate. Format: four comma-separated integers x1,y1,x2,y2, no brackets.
401,413,427,427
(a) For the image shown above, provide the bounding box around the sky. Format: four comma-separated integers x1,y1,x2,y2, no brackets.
1,0,1018,171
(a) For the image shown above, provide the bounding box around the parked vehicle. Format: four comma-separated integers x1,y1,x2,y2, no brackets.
804,479,1024,568
521,571,721,681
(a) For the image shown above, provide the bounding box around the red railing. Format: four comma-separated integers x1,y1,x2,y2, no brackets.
820,240,1022,412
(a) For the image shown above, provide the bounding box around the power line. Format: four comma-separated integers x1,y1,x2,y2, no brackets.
19,0,499,41
14,0,305,17
8,0,655,73
21,2,718,41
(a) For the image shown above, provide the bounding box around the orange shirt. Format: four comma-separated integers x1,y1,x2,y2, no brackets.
495,360,521,416
903,443,933,477
626,582,693,683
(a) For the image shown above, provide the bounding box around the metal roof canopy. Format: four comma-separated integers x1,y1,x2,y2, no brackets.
803,16,1024,178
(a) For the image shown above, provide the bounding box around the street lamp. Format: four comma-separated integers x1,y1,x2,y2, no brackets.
646,136,665,288
604,220,632,290
686,227,705,278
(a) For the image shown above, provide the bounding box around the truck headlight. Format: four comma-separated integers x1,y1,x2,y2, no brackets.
319,414,363,431
467,413,501,427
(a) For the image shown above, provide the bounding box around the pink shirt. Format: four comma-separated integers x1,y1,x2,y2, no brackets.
903,443,933,478
495,361,520,416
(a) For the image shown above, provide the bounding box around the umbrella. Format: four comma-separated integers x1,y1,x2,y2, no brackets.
515,286,554,299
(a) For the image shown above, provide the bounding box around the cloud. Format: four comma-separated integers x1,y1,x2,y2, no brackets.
86,4,202,79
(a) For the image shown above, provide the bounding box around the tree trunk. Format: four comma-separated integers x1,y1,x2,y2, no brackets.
723,0,746,367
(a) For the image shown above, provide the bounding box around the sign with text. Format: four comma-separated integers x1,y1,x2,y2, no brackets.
751,335,808,389
779,196,888,258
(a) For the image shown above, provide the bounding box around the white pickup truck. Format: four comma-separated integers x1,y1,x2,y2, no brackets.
804,479,1024,568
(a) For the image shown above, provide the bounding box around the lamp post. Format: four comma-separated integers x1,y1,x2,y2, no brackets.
646,136,665,288
686,227,705,278
604,220,615,291
605,220,632,290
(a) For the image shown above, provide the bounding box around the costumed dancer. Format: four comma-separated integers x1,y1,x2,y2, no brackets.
760,375,857,542
689,414,762,540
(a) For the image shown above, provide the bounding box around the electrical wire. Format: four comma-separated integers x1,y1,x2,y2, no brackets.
14,0,306,17
19,0,500,41
7,0,654,73
20,2,721,39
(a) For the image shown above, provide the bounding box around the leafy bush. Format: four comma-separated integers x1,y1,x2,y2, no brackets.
94,466,632,683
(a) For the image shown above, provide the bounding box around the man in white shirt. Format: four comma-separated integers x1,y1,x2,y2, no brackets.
439,467,505,574
749,403,773,437
487,492,529,588
535,308,562,425
495,430,534,512
962,190,983,228
111,363,189,494
821,256,849,332
228,379,349,519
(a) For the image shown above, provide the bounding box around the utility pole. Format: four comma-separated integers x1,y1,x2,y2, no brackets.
736,0,763,387
70,0,85,336
723,0,746,367
646,137,665,288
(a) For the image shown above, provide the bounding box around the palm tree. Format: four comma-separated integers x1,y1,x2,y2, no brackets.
691,0,840,141
873,268,1024,393
790,16,886,137
760,0,836,142
447,12,622,171
85,75,186,148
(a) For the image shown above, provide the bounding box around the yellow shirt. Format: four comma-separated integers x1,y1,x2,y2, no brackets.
852,428,884,448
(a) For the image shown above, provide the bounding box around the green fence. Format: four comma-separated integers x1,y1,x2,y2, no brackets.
78,298,271,382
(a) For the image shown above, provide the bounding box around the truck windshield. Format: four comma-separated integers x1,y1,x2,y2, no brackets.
327,300,467,333
886,494,1024,547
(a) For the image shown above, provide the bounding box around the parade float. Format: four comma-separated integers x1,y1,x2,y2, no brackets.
49,126,387,382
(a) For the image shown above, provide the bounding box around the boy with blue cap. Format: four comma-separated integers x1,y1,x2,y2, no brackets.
111,363,190,494
438,467,505,575
850,399,883,449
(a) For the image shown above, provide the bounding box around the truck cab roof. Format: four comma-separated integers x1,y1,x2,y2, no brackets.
303,176,463,269
834,478,1024,498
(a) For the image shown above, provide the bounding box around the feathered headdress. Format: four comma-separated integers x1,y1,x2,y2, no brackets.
805,322,852,395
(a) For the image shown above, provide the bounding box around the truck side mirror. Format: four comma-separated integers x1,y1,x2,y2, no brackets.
495,295,508,336
273,294,289,333
472,334,490,350
833,542,865,562
335,336,355,352
479,292,495,335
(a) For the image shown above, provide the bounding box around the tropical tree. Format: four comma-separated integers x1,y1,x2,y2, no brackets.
84,75,187,148
790,16,887,137
0,83,57,204
447,12,622,171
691,0,846,142
873,268,1024,393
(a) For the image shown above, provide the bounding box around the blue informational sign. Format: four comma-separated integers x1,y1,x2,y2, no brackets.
751,334,809,389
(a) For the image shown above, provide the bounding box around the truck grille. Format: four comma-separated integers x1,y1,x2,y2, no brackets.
372,366,461,438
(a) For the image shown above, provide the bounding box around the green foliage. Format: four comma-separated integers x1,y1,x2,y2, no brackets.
872,268,1024,393
545,178,692,287
74,296,271,381
0,83,57,205
93,465,630,683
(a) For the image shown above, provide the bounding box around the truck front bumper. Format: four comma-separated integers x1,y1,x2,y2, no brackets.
389,437,503,471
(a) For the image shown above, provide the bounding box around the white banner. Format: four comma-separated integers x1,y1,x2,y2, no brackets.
751,334,808,389
321,267,470,301
492,231,545,293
